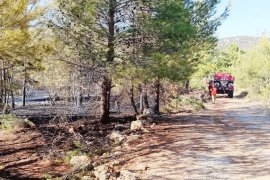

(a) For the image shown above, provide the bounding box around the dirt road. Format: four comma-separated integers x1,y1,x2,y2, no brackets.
121,97,270,180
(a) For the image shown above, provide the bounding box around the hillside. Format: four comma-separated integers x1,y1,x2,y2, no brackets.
217,36,264,50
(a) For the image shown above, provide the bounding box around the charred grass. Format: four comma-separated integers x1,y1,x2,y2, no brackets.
0,114,135,179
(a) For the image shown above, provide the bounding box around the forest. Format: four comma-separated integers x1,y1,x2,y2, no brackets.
0,0,229,121
1,0,270,179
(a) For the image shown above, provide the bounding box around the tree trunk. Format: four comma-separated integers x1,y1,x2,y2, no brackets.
9,72,15,108
154,79,160,114
142,84,149,109
3,69,7,104
11,90,15,109
99,0,115,124
129,84,139,115
0,65,3,104
138,84,144,114
22,62,27,106
185,79,190,94
47,92,54,106
23,78,26,106
6,90,10,105
76,86,83,107
100,77,111,124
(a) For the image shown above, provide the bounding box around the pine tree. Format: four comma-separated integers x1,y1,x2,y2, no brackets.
54,0,137,123
0,0,53,107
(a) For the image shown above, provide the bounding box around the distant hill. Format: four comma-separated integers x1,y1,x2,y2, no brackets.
217,36,264,50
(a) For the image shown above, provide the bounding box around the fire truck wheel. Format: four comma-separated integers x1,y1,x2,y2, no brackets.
228,92,233,98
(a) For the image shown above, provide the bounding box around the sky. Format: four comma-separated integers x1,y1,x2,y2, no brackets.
216,0,270,38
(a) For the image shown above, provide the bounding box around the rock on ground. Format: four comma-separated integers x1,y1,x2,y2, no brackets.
117,170,137,180
110,130,126,142
130,120,143,131
128,163,149,171
94,164,112,180
143,108,154,116
70,155,90,167
82,176,91,180
126,135,141,143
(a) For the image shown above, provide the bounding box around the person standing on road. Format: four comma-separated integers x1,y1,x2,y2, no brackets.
211,84,217,103
208,80,213,96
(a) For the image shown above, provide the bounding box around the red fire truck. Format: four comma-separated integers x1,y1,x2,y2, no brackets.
208,73,235,98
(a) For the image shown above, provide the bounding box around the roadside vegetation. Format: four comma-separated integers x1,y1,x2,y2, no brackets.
0,114,19,130
232,38,270,102
190,37,270,103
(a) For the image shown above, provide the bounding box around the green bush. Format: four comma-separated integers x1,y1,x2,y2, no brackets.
73,140,83,149
181,97,205,110
64,149,86,164
232,38,270,101
41,173,53,180
0,114,19,130
162,96,205,113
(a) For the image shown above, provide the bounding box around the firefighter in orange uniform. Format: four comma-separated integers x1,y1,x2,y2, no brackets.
211,83,217,103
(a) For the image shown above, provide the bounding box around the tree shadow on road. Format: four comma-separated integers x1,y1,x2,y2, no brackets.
120,110,270,179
